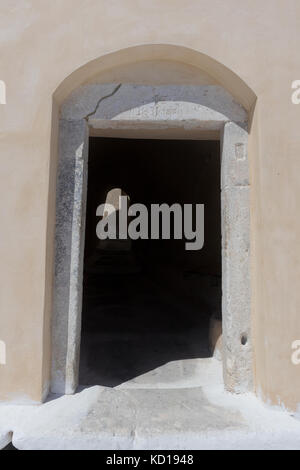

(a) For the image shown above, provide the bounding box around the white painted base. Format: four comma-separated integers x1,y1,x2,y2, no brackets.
1,359,300,450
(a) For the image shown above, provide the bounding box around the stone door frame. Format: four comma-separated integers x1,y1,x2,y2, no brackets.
51,84,252,394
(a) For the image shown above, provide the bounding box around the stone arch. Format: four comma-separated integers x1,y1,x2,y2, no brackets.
53,45,257,113
50,47,256,396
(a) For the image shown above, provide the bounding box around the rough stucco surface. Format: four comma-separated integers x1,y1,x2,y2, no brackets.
0,0,299,411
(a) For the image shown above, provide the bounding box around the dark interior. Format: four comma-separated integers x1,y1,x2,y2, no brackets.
79,137,221,387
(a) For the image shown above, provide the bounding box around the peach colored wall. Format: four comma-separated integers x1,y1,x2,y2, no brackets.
0,0,299,410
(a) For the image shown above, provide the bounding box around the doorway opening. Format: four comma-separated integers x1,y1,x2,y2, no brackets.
79,137,222,388
51,82,252,395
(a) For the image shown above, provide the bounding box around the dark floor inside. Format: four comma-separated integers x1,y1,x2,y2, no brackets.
79,138,221,388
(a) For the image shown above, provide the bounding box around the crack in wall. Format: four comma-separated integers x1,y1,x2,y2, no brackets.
84,84,122,121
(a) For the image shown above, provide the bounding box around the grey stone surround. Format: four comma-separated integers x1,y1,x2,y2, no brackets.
51,84,252,394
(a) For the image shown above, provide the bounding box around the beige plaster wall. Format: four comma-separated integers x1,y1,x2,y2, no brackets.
0,0,299,410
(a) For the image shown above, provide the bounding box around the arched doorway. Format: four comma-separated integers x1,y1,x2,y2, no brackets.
51,50,254,396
